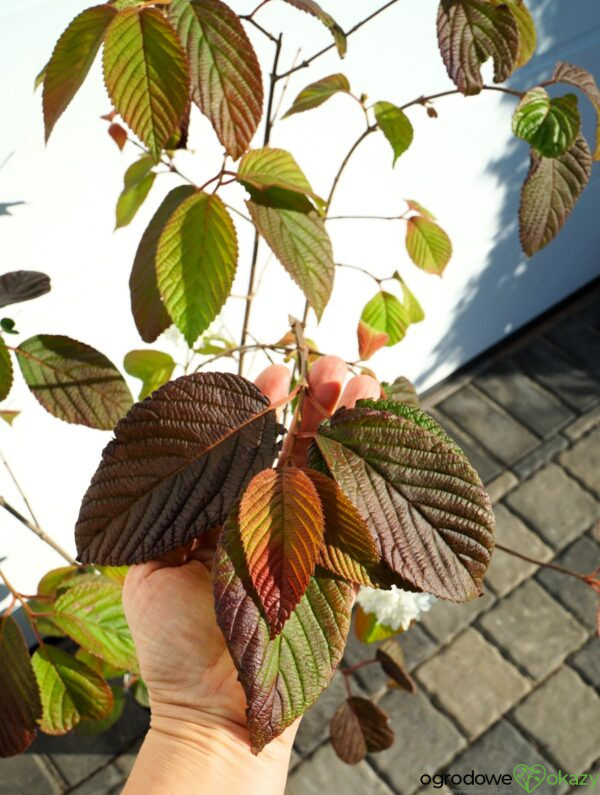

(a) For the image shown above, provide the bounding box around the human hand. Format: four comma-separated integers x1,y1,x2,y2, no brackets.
122,357,380,762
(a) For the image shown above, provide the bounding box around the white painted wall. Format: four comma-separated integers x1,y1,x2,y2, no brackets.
1,0,599,598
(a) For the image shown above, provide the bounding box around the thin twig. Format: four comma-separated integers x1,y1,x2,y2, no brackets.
0,566,45,647
337,262,382,284
0,452,41,529
243,16,278,43
0,497,77,565
326,126,376,212
328,214,405,222
495,543,597,585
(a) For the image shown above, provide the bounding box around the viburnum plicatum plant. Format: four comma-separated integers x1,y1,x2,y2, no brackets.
2,0,600,766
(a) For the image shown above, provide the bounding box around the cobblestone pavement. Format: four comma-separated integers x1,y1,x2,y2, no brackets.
2,286,599,794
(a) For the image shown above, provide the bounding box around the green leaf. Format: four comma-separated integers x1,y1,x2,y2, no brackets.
512,87,580,158
130,185,196,343
31,646,113,735
213,508,353,753
0,410,20,426
354,605,401,644
76,373,281,565
437,0,519,95
133,679,150,708
519,133,592,256
74,648,126,680
360,291,410,348
239,467,324,637
237,148,325,211
405,216,452,276
16,335,133,429
76,683,125,735
405,199,435,220
496,0,536,69
123,349,175,399
315,401,495,602
156,192,237,347
283,73,350,118
37,567,80,597
374,102,413,165
115,156,156,229
0,616,42,756
381,376,419,407
553,61,600,160
168,0,263,160
281,0,346,57
0,318,18,335
247,200,334,319
103,7,189,160
0,270,51,309
393,272,425,323
0,336,13,402
43,5,117,141
52,579,138,671
330,697,394,764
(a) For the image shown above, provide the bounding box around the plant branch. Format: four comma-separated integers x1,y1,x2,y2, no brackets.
0,496,77,566
495,543,599,588
275,0,401,81
238,32,283,376
328,214,405,222
0,451,41,529
326,126,375,213
242,16,278,43
336,262,382,284
0,566,45,647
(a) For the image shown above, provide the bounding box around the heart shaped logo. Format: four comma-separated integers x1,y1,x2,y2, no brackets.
514,764,547,793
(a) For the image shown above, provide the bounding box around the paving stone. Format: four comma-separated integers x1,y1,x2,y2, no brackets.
486,504,553,597
512,667,600,773
514,339,600,413
505,464,599,550
479,580,587,680
577,294,600,333
486,471,519,504
437,386,539,466
513,435,569,480
545,317,600,380
428,408,503,483
31,694,149,786
475,358,575,439
416,628,530,739
569,637,600,690
289,748,301,773
113,738,143,778
564,406,600,441
294,672,349,755
0,754,64,795
419,591,495,646
421,720,568,795
560,427,600,496
536,536,600,629
285,743,394,795
67,764,123,795
369,689,467,794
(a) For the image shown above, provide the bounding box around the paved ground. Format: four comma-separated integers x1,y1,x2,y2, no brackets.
2,285,599,794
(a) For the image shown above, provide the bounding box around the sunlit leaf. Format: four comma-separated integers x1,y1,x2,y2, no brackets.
156,192,238,346
519,133,592,256
213,509,353,753
553,61,600,159
76,372,281,565
0,410,20,425
381,376,419,407
405,216,452,276
52,579,138,671
0,270,51,309
239,467,324,637
354,605,401,644
315,400,495,602
133,679,150,708
490,0,536,69
130,185,196,343
283,73,350,118
75,683,125,735
168,0,263,160
376,639,416,693
361,291,410,348
74,648,126,680
16,335,133,429
282,0,346,57
43,5,117,141
0,616,42,757
512,87,580,158
247,200,334,319
405,199,435,220
374,102,413,165
31,646,114,735
0,336,13,402
123,349,176,399
103,7,189,159
238,148,325,211
108,122,128,151
437,0,519,95
330,697,394,764
115,156,156,229
357,322,388,361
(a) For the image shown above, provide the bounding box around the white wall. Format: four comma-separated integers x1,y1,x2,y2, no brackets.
1,0,599,598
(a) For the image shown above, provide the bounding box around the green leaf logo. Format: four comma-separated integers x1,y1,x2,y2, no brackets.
513,764,547,793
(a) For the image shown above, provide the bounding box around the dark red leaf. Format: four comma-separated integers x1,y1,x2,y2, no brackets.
0,271,51,309
376,640,416,693
330,696,394,764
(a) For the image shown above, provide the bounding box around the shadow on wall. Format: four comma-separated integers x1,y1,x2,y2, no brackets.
420,0,600,385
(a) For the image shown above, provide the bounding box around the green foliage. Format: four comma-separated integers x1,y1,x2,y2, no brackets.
282,0,346,57
123,349,176,399
374,102,414,165
238,148,325,210
512,88,580,158
405,216,452,275
354,605,401,644
115,156,156,229
283,73,350,118
0,336,13,402
553,61,600,160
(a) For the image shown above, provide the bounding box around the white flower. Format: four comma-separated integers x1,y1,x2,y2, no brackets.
356,585,436,631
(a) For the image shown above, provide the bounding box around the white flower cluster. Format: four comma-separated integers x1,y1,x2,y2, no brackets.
356,585,436,631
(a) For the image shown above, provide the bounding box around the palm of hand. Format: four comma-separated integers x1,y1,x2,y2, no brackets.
122,358,379,732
